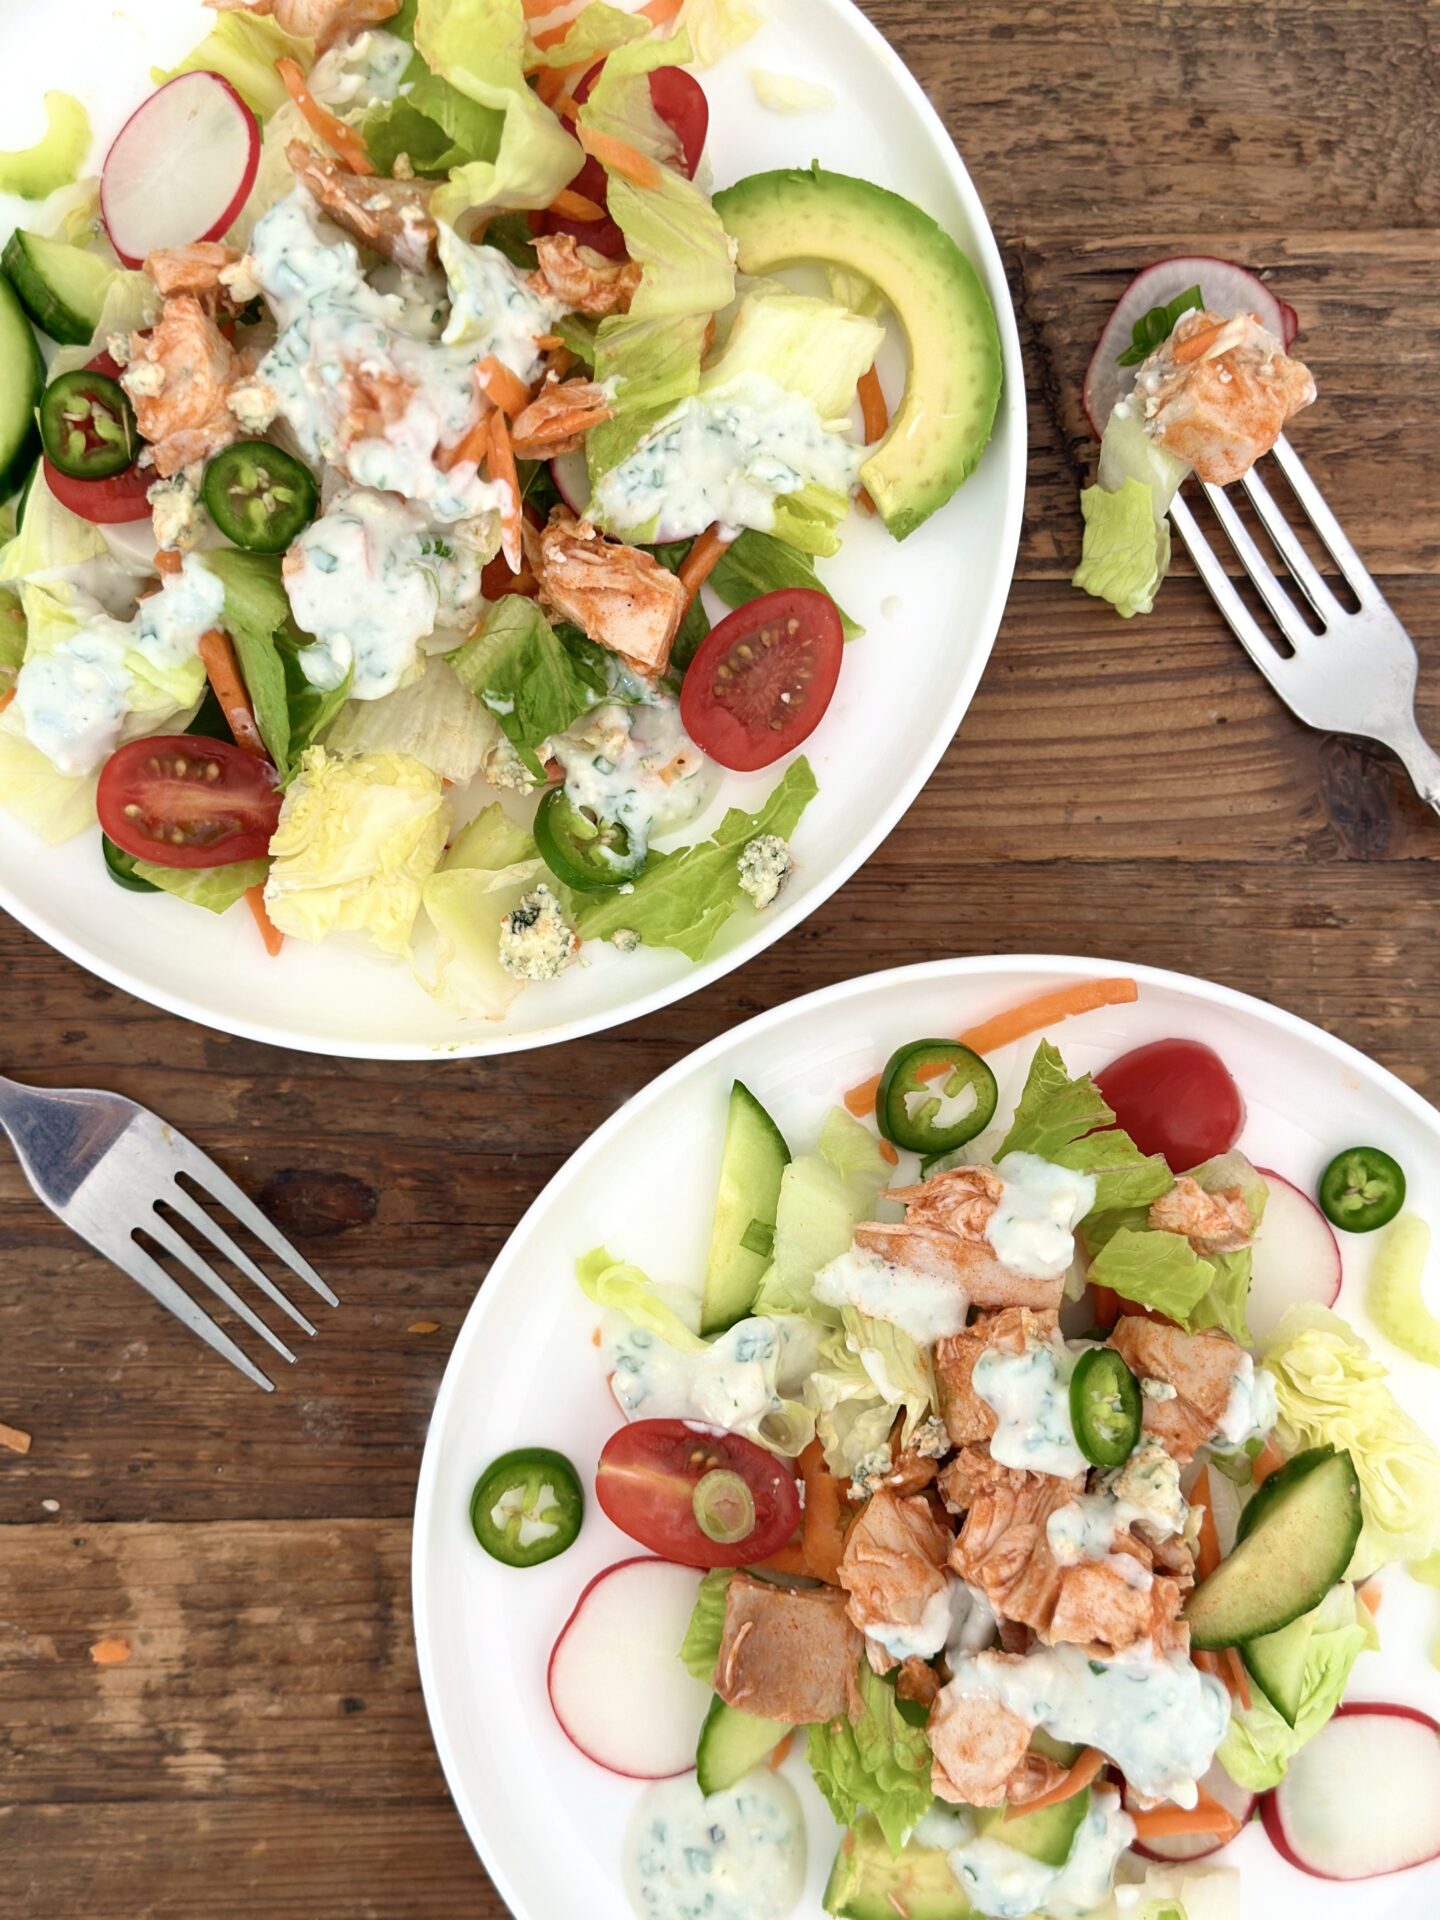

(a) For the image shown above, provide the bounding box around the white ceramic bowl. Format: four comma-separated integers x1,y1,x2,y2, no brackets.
413,954,1440,1920
0,0,1025,1057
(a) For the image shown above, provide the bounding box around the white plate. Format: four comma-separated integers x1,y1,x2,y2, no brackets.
413,955,1440,1920
0,0,1025,1058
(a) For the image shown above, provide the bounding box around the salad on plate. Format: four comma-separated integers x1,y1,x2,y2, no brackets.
0,0,1002,1015
467,976,1440,1920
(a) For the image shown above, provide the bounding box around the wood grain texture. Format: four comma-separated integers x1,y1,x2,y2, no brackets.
3,3,1439,1915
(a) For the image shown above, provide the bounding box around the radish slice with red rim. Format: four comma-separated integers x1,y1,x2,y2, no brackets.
1083,257,1300,437
1128,1761,1257,1863
101,72,259,268
1248,1169,1342,1343
547,1556,712,1778
1261,1701,1440,1878
550,450,591,518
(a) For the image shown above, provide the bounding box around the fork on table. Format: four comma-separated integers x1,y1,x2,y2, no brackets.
1171,433,1440,814
0,1075,337,1390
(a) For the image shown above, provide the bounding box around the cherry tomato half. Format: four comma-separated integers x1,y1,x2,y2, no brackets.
97,736,282,868
1095,1038,1245,1171
680,587,844,772
540,66,708,257
595,1418,800,1569
41,352,151,523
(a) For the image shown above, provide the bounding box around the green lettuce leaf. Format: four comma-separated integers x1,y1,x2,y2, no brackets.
131,858,269,914
806,1664,933,1854
449,596,604,779
679,1568,733,1680
1073,476,1171,619
701,289,884,423
807,1309,936,1478
575,1246,707,1352
565,756,818,960
1217,1584,1371,1790
151,13,313,118
1085,1225,1216,1322
1262,1305,1440,1578
709,529,861,641
1182,1152,1270,1343
0,92,91,200
264,746,450,955
755,1106,893,1320
418,802,543,1016
997,1041,1172,1215
529,1,649,67
415,0,581,227
365,76,503,179
648,539,712,674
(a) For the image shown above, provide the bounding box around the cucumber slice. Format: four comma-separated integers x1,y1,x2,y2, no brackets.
976,1788,1089,1867
1,230,112,347
1243,1605,1319,1727
823,1819,973,1920
700,1080,790,1336
1184,1449,1362,1648
0,271,44,498
694,1693,787,1795
1236,1445,1335,1546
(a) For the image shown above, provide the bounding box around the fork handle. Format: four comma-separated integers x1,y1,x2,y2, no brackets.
1386,721,1440,816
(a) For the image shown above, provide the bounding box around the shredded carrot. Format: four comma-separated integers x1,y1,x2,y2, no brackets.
439,380,496,473
640,0,685,24
545,344,576,382
591,1325,602,1348
1192,1466,1222,1580
1358,1578,1383,1620
1129,1792,1242,1843
0,686,14,717
486,410,524,573
1171,319,1230,366
753,1542,811,1578
855,487,876,515
276,57,374,175
530,16,579,51
677,522,730,609
244,885,284,958
548,185,607,221
577,123,661,188
535,65,573,108
154,547,184,577
551,90,582,121
1005,1747,1105,1816
1251,1437,1286,1486
476,354,532,417
877,1139,899,1167
481,551,539,600
522,0,556,16
844,977,1140,1117
89,1635,132,1666
1092,1285,1122,1331
197,629,266,759
857,362,889,445
0,1418,31,1454
799,1439,848,1585
768,1731,795,1770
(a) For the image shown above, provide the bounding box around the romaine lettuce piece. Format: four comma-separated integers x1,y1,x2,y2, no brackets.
448,596,604,779
755,1105,894,1320
564,755,817,959
997,1041,1171,1215
807,1309,936,1478
1182,1151,1270,1343
151,13,313,118
679,1568,734,1679
263,746,450,955
708,529,861,640
1217,1583,1372,1790
0,92,91,200
1085,1225,1216,1322
806,1662,934,1853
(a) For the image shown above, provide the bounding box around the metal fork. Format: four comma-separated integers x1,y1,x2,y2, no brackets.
0,1075,337,1391
1170,434,1440,814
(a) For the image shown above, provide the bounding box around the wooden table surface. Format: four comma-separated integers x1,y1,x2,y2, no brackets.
3,5,1438,1914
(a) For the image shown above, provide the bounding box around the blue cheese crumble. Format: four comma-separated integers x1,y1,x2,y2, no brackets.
737,834,792,910
498,884,578,982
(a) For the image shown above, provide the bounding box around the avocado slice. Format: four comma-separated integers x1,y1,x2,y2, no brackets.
823,1819,972,1919
713,167,1003,541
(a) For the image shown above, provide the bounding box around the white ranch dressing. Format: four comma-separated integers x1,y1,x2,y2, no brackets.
813,1244,970,1345
972,1334,1088,1479
623,1772,805,1920
1215,1352,1278,1448
942,1643,1230,1807
592,371,863,543
307,29,412,113
550,698,712,867
606,1315,810,1450
945,1785,1134,1920
986,1152,1097,1279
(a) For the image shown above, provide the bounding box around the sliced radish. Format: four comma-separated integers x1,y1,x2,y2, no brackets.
547,1556,712,1778
1247,1169,1343,1343
1261,1702,1440,1879
1128,1761,1257,1862
101,72,259,268
550,450,591,517
1083,257,1301,436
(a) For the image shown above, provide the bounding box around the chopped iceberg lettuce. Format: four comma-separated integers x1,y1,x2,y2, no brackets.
1074,477,1171,619
418,802,545,1017
1217,1583,1372,1790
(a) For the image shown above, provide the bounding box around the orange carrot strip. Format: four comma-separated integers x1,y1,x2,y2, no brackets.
548,185,607,221
577,123,661,188
551,90,582,120
799,1439,847,1586
1357,1578,1383,1620
1251,1437,1286,1486
486,409,524,573
535,66,572,107
844,977,1140,1117
245,885,284,958
1005,1748,1105,1817
277,57,374,175
753,1542,810,1578
677,522,729,610
530,17,579,50
522,0,556,16
197,629,266,759
154,547,184,577
768,1731,795,1770
476,354,531,417
640,0,685,24
1192,1466,1222,1580
858,362,889,444
1129,1793,1242,1843
439,372,496,472
0,686,14,717
877,1139,899,1167
1172,320,1230,366
855,487,876,515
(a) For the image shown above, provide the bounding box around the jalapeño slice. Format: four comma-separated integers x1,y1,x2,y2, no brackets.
202,440,317,554
1070,1347,1142,1470
38,369,137,479
469,1447,584,1569
534,786,647,892
876,1038,998,1155
1318,1145,1406,1234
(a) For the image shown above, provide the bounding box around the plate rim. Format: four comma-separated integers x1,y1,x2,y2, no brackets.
410,949,1440,1910
0,0,1028,1060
